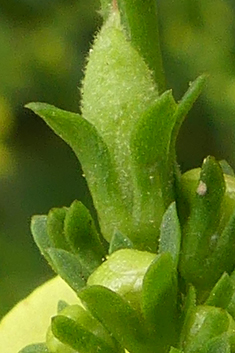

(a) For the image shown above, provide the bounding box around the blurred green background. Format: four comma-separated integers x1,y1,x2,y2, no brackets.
1,0,235,318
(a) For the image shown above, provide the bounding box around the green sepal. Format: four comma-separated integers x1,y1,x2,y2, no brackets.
205,272,234,309
57,300,69,313
130,90,177,251
204,335,231,353
179,156,226,292
47,248,86,292
171,75,207,154
209,207,235,278
25,103,119,241
108,230,133,254
18,343,49,353
99,0,113,20
64,200,105,274
142,252,178,351
169,348,183,353
226,269,235,320
87,249,156,311
159,202,181,268
30,215,56,271
219,160,235,176
179,286,196,349
227,293,235,320
78,285,148,353
51,315,119,353
182,306,230,353
117,0,165,92
47,207,70,251
48,304,123,353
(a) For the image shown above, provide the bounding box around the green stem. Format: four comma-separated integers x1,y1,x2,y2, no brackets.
117,0,165,93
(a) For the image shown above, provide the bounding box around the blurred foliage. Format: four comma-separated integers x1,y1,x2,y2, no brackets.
159,0,235,170
1,0,235,319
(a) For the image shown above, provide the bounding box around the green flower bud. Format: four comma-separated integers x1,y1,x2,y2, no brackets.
46,305,81,353
87,249,156,310
182,305,235,353
179,157,235,298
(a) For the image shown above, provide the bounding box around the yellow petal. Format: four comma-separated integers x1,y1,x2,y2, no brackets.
0,276,78,353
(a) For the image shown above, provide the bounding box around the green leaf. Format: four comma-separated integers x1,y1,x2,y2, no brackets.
87,249,156,311
182,306,230,353
179,286,196,349
117,0,165,92
225,270,235,319
227,293,235,320
130,91,177,251
205,273,234,309
47,248,86,292
64,200,105,274
99,0,113,20
57,300,69,313
48,304,123,353
30,215,56,271
142,252,178,351
179,156,226,292
169,348,183,353
159,201,181,268
52,315,119,353
210,207,235,278
171,75,207,153
25,103,120,243
78,285,148,353
204,335,231,353
108,230,133,254
219,160,235,176
47,207,70,251
18,343,49,353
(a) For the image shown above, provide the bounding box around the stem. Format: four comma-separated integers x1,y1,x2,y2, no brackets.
117,0,165,93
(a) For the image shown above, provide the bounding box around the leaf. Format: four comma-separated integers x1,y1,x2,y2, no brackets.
57,300,69,313
205,273,234,309
47,207,70,251
64,200,105,274
18,343,49,353
182,306,230,353
130,90,177,251
99,0,113,20
47,248,86,292
52,315,119,353
210,207,235,278
87,249,156,311
204,335,231,353
117,0,165,92
169,348,183,353
219,160,235,176
49,304,123,353
25,103,119,231
78,285,148,353
227,293,235,321
179,156,226,292
159,201,181,268
108,230,133,254
171,75,207,152
30,215,56,271
142,252,178,351
179,285,196,349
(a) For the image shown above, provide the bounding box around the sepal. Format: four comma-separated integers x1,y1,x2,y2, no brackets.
142,252,178,351
78,285,147,353
179,157,226,294
47,248,86,292
159,201,181,268
18,344,49,353
109,230,133,254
